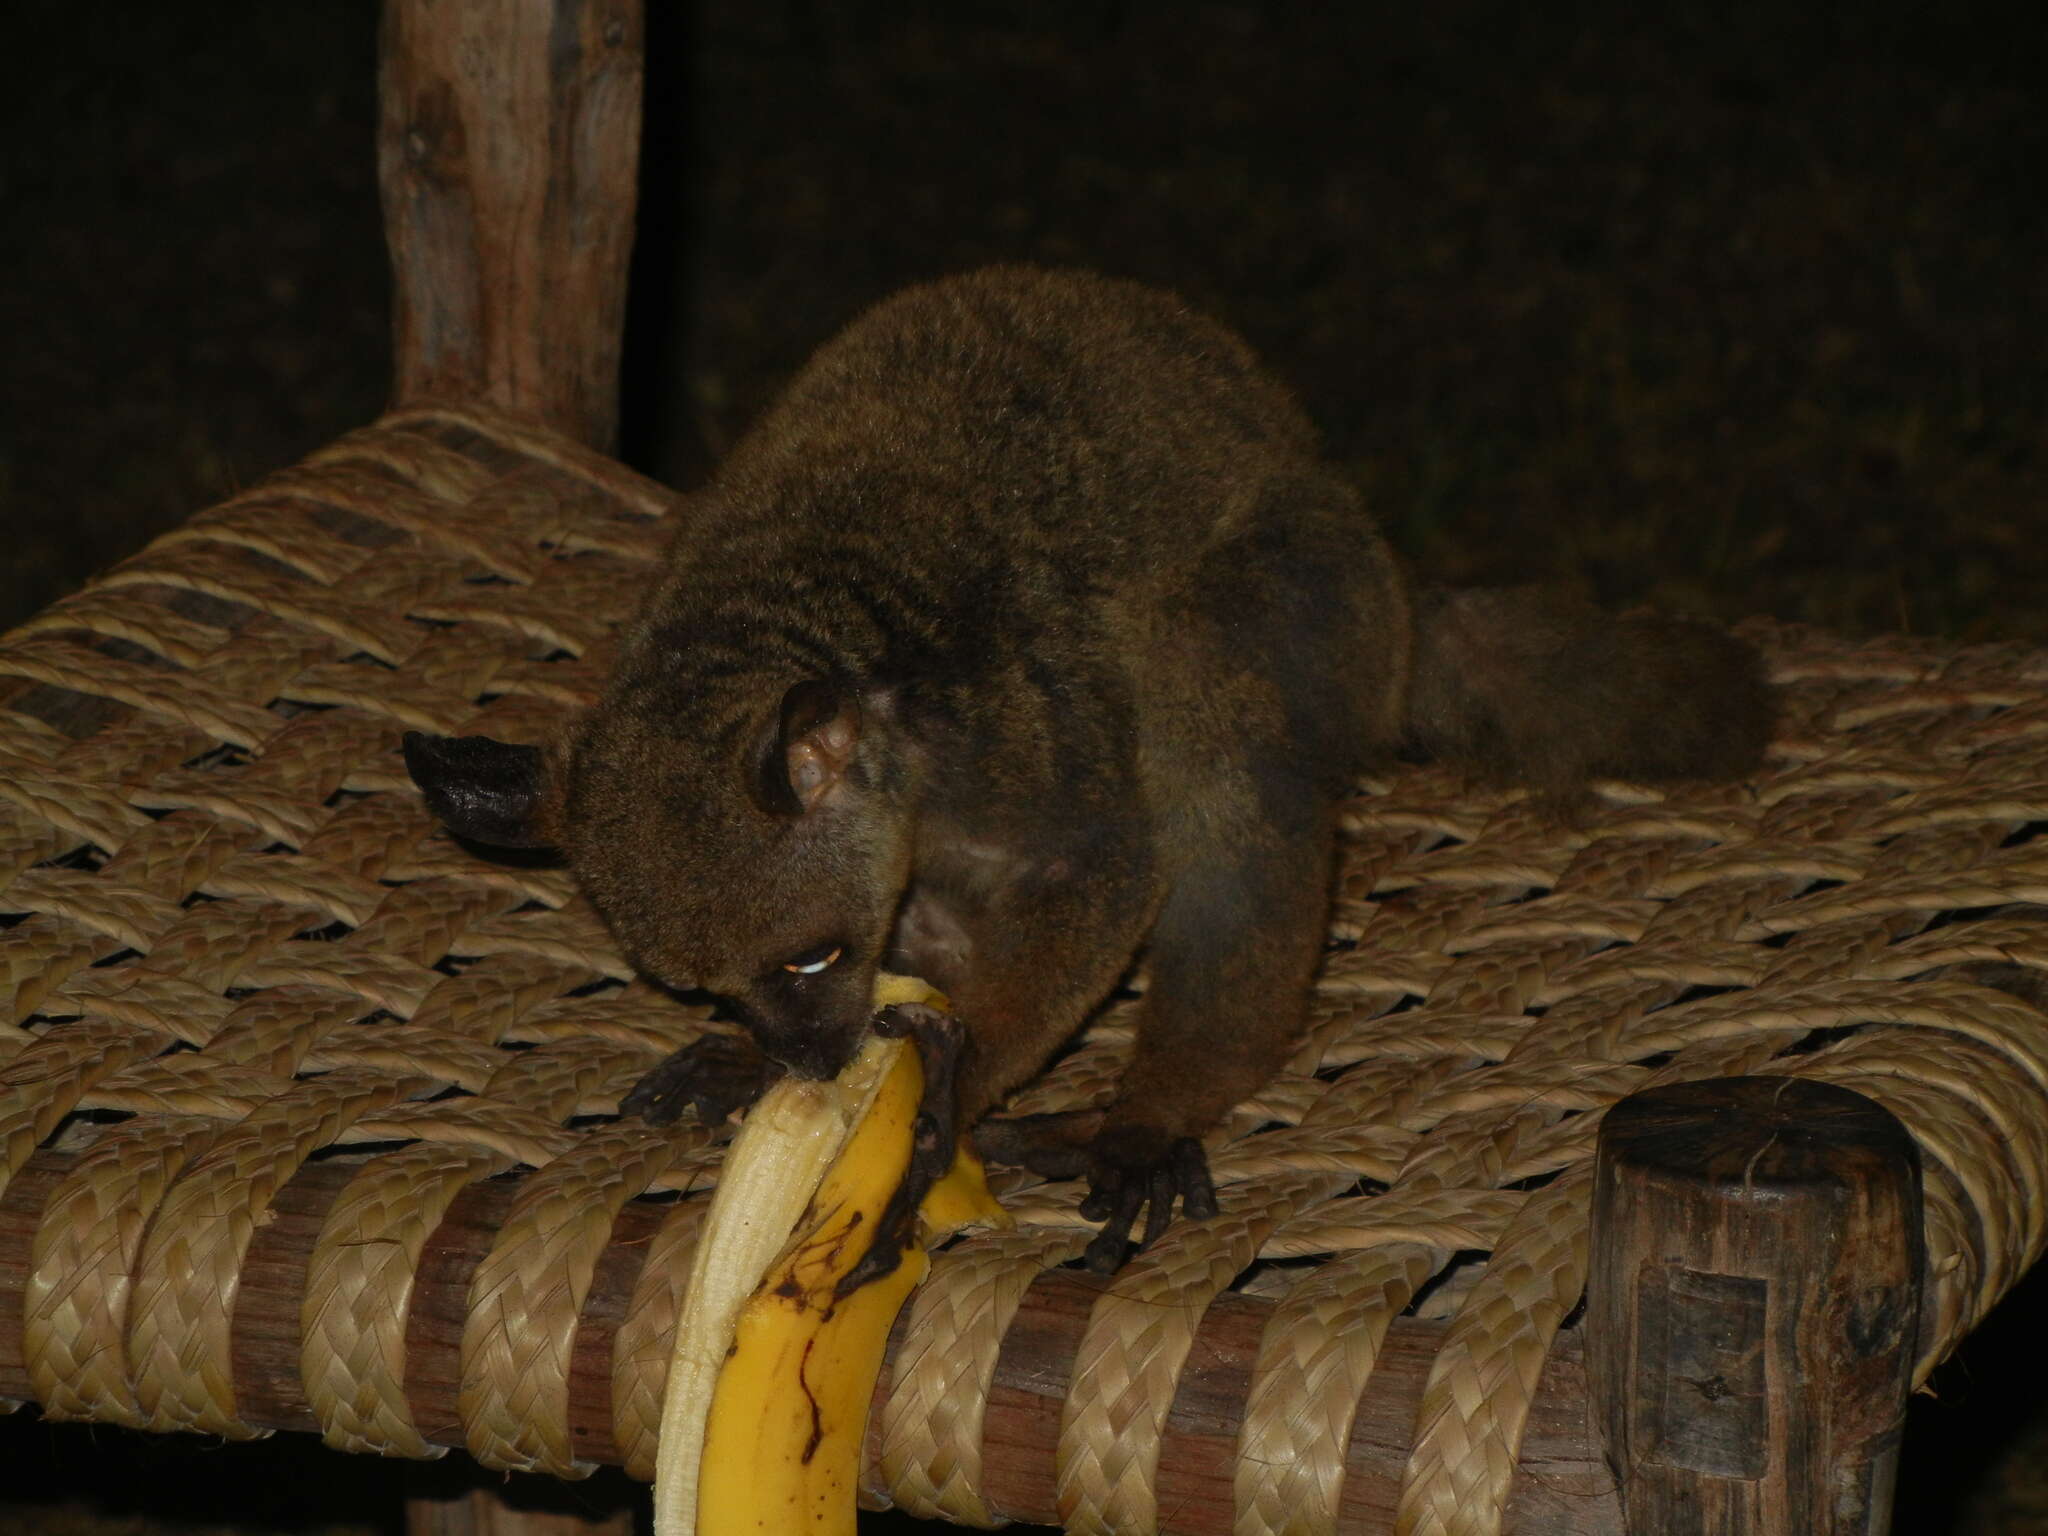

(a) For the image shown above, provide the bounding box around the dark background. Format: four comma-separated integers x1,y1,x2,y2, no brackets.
2,1,2045,1531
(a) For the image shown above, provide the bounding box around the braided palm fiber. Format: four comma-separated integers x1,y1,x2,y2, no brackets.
458,1120,684,1478
127,1066,426,1438
0,408,705,1473
1393,1168,1593,1536
877,1224,1093,1526
611,1196,709,1482
24,1113,218,1426
301,1140,512,1458
0,406,2046,1532
1235,1246,1430,1536
1055,1169,1353,1536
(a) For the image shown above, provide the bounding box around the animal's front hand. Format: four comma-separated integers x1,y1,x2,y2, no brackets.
835,1000,965,1296
1078,1124,1219,1274
621,1031,780,1127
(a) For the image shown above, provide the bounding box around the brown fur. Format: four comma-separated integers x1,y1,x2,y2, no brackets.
406,267,1773,1256
1405,584,1773,806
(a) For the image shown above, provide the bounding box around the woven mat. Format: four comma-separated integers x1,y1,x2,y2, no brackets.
3,406,2046,1535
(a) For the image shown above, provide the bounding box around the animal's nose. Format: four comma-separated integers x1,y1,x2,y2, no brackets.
748,1011,863,1083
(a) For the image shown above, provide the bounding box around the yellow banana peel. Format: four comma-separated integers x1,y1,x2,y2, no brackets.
653,973,1009,1536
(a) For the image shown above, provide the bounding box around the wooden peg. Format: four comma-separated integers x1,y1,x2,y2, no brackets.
1587,1075,1923,1534
379,0,644,449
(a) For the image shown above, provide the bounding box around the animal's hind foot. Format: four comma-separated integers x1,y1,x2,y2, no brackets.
1076,1124,1218,1273
975,1110,1220,1272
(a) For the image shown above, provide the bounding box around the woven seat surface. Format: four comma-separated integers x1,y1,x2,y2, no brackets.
3,405,2046,1535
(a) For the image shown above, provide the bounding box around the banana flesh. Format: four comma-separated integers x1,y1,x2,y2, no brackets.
653,974,1007,1536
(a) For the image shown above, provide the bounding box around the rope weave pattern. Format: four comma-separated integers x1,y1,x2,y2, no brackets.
2,406,2045,1532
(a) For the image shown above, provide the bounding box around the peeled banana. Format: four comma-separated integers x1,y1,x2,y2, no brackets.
653,974,1008,1536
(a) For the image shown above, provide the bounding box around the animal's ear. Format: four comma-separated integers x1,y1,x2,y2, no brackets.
756,681,861,816
402,732,560,850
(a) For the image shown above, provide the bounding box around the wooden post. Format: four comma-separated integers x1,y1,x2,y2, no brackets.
1586,1077,1923,1535
378,0,645,450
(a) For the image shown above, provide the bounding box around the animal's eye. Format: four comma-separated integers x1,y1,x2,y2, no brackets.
782,944,842,976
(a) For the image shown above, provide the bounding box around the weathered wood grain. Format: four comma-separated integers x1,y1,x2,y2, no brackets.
1587,1076,1923,1535
379,0,644,449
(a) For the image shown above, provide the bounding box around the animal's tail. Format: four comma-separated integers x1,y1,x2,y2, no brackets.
1402,585,1774,800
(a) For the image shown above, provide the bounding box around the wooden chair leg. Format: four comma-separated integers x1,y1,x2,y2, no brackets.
403,1466,637,1535
1587,1076,1923,1534
378,0,645,450
405,1489,635,1535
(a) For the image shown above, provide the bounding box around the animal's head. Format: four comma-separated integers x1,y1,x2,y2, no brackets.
402,676,913,1080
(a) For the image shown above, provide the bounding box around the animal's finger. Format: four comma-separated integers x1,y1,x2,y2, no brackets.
1173,1137,1219,1220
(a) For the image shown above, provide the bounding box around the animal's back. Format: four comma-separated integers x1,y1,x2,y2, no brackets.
673,268,1327,622
627,267,1405,805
